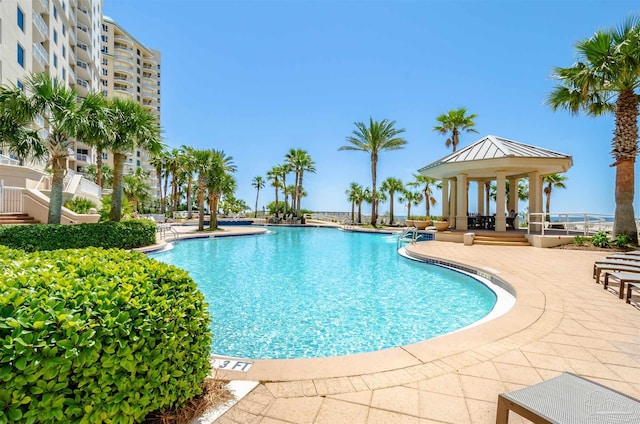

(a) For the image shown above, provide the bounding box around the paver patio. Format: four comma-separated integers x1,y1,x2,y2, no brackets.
209,238,639,423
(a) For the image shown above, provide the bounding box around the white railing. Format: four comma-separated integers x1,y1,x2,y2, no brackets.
527,212,616,236
32,11,48,38
0,186,24,213
0,154,20,166
33,43,49,68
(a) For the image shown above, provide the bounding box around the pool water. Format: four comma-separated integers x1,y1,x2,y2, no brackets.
151,227,497,359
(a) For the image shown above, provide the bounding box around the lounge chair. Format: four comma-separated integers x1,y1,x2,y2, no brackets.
603,271,640,300
625,282,640,305
593,259,640,282
496,372,640,423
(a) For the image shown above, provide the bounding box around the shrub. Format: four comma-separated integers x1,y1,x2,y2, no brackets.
613,234,631,248
0,247,212,423
64,197,97,214
590,231,610,248
572,235,585,246
0,219,156,252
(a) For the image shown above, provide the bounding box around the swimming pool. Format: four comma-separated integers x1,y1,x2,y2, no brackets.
151,227,499,359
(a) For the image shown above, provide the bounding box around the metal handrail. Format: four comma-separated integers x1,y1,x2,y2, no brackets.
527,212,615,236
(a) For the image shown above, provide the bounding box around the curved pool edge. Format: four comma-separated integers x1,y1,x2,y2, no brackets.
213,244,546,383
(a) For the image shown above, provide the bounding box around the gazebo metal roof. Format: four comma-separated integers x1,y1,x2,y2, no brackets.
418,135,573,180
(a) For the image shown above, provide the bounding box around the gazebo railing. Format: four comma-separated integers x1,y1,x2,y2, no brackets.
527,212,614,236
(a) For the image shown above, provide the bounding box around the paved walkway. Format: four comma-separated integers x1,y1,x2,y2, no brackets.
209,238,640,423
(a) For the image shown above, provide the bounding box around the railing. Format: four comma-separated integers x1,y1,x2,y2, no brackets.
76,79,89,89
38,0,49,12
0,185,24,213
527,212,615,236
76,60,88,70
32,11,48,38
0,154,20,166
33,42,49,68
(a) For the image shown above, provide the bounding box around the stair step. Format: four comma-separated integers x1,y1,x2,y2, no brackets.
473,240,531,246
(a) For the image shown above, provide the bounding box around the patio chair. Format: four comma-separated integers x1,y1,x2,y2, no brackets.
496,372,640,423
603,271,640,299
593,259,640,282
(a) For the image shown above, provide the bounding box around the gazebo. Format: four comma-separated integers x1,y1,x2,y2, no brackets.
418,135,573,232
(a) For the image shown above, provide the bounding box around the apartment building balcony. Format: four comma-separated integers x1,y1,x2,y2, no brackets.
74,152,93,164
68,8,77,27
114,44,134,58
32,43,49,71
32,11,48,42
76,59,90,79
76,6,90,25
114,35,133,47
114,54,134,67
76,42,91,61
68,46,76,64
68,67,76,85
35,0,49,13
114,65,134,76
142,56,158,67
113,75,133,86
76,78,89,90
114,86,134,96
76,23,90,43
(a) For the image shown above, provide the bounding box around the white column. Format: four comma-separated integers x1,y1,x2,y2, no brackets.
495,172,506,231
485,181,491,215
442,178,449,219
528,172,542,232
449,178,457,225
456,174,468,230
477,182,484,215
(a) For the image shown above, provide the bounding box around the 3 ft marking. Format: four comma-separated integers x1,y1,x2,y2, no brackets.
213,359,253,372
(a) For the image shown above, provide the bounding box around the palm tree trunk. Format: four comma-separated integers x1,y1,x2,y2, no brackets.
351,201,355,222
254,188,259,218
357,201,362,224
407,203,411,220
110,152,126,222
545,185,552,220
197,181,205,231
163,172,170,215
210,193,220,229
274,185,279,218
48,156,66,224
389,193,395,225
370,155,378,226
156,167,163,214
96,149,103,188
613,158,637,242
297,172,304,218
186,176,193,219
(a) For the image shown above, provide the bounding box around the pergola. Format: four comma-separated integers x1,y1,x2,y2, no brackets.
418,135,573,232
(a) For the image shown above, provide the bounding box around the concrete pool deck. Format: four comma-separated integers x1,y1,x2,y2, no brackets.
153,224,640,423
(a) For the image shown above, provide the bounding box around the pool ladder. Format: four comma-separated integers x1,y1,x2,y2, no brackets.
396,227,418,249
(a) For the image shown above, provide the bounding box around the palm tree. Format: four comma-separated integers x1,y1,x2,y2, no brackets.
380,177,404,225
433,107,478,152
543,174,568,220
252,176,265,218
408,174,439,218
0,73,98,224
267,167,282,218
106,97,162,222
191,149,214,231
123,168,151,213
75,93,110,188
278,163,292,215
180,145,197,219
148,149,167,214
398,189,423,220
0,109,44,166
339,118,407,226
205,150,236,230
547,17,640,243
345,182,363,223
289,149,316,218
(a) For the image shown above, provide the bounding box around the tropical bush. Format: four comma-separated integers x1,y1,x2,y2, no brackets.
572,235,585,246
0,247,212,423
99,194,134,222
613,234,631,248
63,197,97,214
590,231,610,248
0,219,156,251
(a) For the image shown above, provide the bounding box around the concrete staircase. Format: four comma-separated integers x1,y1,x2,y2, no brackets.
0,213,40,225
473,232,530,247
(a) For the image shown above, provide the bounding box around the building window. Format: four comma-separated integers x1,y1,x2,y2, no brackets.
101,80,108,86
102,58,108,65
62,46,66,58
102,24,108,32
53,54,58,69
17,43,24,68
62,68,66,80
101,46,108,54
102,69,108,75
17,6,24,32
136,151,140,157
137,77,140,83
62,24,65,36
137,87,140,92
137,68,140,74
137,95,140,101
17,80,24,91
53,5,58,20
101,35,108,42
137,49,140,55
102,152,108,160
136,160,140,166
53,30,58,44
136,58,140,65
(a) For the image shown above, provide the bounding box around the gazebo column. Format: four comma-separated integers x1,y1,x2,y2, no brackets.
485,181,491,215
477,182,484,215
495,172,506,231
528,171,543,232
441,178,449,220
507,177,519,213
455,174,468,230
449,178,457,226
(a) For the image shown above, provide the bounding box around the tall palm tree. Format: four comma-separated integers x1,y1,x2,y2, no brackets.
252,176,265,218
123,168,150,213
547,17,640,243
380,177,404,225
267,167,282,218
75,93,110,188
408,174,439,218
106,97,162,222
345,182,363,223
278,163,292,215
0,109,44,166
543,173,568,220
288,149,316,218
208,170,236,230
0,73,98,224
339,118,407,226
191,149,214,231
399,190,423,220
433,107,478,152
148,149,167,214
180,145,197,219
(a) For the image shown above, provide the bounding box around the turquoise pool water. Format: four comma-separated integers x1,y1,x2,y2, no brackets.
151,227,497,359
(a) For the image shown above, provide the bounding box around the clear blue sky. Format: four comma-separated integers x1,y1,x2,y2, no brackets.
104,0,640,216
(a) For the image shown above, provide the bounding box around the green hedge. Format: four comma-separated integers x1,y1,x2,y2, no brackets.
0,219,156,251
0,247,212,423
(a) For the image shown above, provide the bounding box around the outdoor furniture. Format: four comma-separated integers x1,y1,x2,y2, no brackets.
593,259,640,282
626,282,640,304
496,372,640,424
603,271,640,299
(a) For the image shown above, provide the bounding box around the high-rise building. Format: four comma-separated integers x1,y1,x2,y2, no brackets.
0,0,161,200
100,15,161,197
